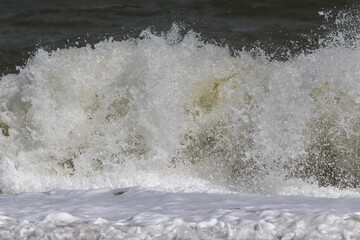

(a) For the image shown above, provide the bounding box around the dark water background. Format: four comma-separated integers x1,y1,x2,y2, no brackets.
0,0,355,76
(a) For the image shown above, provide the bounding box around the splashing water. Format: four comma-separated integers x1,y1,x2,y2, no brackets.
2,13,360,196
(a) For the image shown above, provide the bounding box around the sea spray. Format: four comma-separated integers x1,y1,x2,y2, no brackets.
1,17,360,195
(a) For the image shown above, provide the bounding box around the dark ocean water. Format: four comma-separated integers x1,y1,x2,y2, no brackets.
0,0,355,75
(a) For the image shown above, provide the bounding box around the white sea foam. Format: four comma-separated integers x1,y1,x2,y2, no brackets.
0,187,360,239
2,21,360,196
2,9,360,238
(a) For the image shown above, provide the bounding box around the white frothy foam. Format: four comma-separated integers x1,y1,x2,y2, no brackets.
1,21,360,197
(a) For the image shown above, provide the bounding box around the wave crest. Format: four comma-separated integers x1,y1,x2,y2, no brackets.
1,22,360,195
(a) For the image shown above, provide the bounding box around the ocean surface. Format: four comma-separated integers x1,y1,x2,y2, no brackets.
1,0,360,239
1,0,355,75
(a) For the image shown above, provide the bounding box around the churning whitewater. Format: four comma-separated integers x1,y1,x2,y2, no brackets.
2,20,360,197
3,5,360,238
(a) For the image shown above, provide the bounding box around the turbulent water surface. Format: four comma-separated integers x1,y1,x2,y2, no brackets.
1,1,360,239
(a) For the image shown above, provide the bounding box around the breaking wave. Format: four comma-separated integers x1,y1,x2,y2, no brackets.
2,10,360,196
